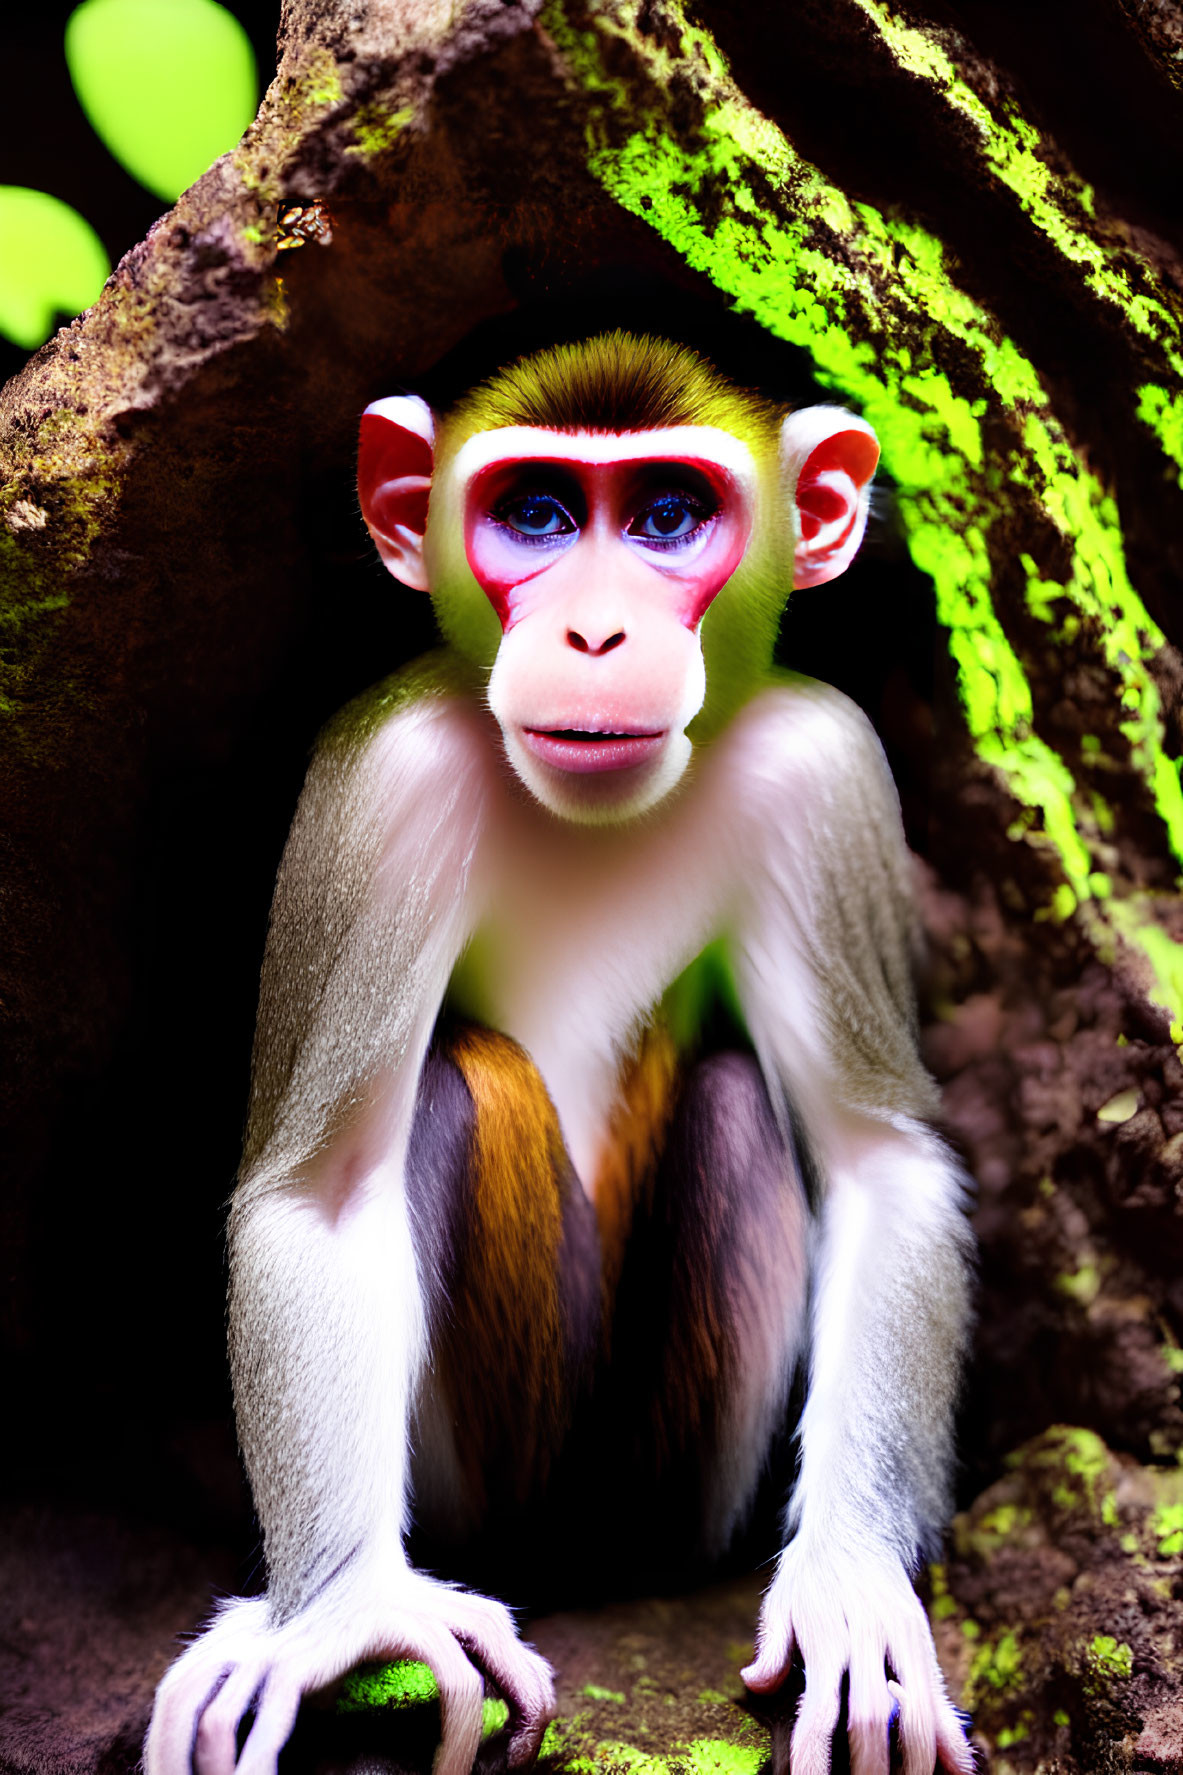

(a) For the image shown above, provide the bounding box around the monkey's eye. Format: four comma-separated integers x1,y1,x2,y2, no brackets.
494,494,578,542
628,492,715,549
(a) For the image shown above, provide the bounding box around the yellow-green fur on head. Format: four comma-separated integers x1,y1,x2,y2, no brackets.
445,331,783,443
428,334,791,736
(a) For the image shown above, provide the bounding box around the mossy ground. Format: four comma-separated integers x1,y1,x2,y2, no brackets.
932,1426,1183,1771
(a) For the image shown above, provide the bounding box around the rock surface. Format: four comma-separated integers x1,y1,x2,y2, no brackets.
4,1,1183,1771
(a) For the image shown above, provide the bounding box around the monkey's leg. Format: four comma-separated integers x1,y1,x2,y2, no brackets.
148,1046,565,1775
607,1049,811,1574
405,1024,602,1579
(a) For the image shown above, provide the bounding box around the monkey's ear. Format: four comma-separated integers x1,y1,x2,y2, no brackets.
781,407,880,589
358,395,436,590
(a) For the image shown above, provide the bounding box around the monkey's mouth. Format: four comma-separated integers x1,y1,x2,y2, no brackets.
521,727,666,774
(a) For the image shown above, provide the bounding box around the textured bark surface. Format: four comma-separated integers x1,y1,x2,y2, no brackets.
1114,0,1183,89
3,1,1183,1772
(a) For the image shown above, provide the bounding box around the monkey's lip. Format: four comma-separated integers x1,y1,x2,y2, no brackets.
521,727,666,774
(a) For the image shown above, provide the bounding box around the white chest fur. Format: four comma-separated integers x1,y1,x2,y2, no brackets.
448,730,750,1191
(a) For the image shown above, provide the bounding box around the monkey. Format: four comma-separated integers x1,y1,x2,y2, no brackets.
145,333,975,1775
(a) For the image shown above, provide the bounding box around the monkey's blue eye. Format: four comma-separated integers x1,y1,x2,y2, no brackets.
495,495,577,541
629,494,713,547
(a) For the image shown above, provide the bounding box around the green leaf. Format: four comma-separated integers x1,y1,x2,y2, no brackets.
0,186,110,350
65,0,257,203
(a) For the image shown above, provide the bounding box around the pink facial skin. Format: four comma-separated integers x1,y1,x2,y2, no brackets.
466,454,751,633
465,450,753,782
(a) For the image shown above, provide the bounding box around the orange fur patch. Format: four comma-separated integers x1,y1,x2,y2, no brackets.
593,1020,680,1312
444,1024,569,1507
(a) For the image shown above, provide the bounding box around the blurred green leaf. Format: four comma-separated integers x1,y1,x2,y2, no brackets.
65,0,257,203
0,186,110,350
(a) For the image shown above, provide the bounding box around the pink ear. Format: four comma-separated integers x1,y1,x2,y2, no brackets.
358,395,435,590
781,408,880,589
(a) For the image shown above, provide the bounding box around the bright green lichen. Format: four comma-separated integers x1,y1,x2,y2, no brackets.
1087,1636,1133,1680
1138,384,1183,476
846,0,1183,466
683,1743,764,1775
295,49,343,110
996,1721,1029,1749
347,102,413,157
1055,1262,1100,1305
1153,1501,1183,1555
584,1684,627,1703
973,1503,1033,1550
336,1658,438,1711
335,1660,509,1736
1005,1425,1113,1519
1052,1426,1110,1486
928,1560,959,1619
968,1629,1023,1699
559,1741,765,1775
547,0,1183,1032
1110,903,1183,1041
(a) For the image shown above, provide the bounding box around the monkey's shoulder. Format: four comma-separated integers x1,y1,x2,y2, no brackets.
728,673,896,799
317,651,480,753
280,660,494,859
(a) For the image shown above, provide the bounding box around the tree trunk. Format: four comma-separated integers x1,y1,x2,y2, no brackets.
3,1,1182,1769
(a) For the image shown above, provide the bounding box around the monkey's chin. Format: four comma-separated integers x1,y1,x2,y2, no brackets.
501,726,692,824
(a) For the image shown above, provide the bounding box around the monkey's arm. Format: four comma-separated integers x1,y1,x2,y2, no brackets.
146,684,552,1775
731,682,973,1775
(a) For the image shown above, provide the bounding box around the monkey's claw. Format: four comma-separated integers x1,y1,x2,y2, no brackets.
743,1542,975,1775
144,1577,554,1775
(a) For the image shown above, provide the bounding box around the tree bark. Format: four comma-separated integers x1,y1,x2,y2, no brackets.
3,1,1183,1769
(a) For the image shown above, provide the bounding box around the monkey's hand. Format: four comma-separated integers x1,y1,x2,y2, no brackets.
144,1566,555,1775
741,1539,973,1775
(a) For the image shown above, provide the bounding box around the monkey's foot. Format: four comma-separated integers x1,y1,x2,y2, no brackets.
143,1569,554,1775
742,1539,974,1775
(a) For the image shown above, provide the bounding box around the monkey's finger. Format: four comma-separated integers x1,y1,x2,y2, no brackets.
885,1679,937,1775
425,1631,485,1775
447,1606,554,1756
847,1651,892,1775
472,1641,553,1731
463,1659,551,1768
146,1662,233,1775
788,1666,844,1775
740,1622,794,1693
933,1698,976,1774
193,1662,267,1775
450,1606,554,1714
504,1704,550,1769
233,1675,301,1775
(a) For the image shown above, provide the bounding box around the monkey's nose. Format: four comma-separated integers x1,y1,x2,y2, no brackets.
567,628,626,656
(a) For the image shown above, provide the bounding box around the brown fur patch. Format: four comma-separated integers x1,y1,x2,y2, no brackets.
593,1021,680,1315
443,1024,570,1508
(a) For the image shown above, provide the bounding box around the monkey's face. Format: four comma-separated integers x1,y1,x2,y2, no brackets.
359,364,880,825
457,429,757,823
